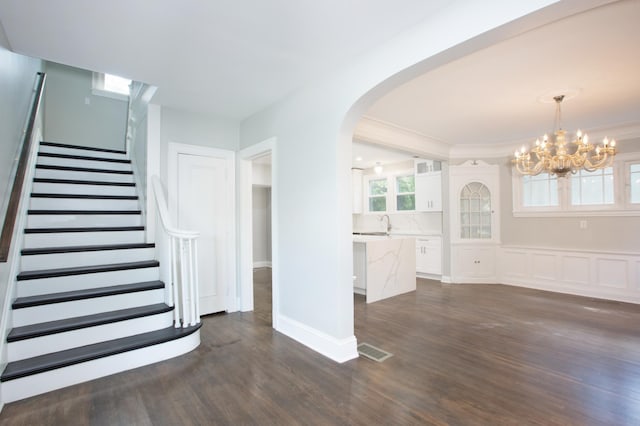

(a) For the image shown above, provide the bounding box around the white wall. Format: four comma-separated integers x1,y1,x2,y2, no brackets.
240,1,572,361
252,186,271,267
43,62,128,151
158,106,239,189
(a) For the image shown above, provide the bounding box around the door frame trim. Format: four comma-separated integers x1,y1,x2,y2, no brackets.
168,142,237,313
238,137,278,329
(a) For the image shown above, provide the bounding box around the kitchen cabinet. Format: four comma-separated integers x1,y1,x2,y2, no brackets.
352,168,363,214
415,171,442,212
416,236,442,275
449,160,500,283
453,244,495,280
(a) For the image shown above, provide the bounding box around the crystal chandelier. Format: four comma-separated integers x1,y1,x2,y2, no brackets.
513,95,617,177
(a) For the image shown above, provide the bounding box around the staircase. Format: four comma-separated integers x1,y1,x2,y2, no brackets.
0,141,201,403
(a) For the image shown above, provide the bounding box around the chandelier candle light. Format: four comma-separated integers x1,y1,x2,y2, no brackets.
513,95,617,177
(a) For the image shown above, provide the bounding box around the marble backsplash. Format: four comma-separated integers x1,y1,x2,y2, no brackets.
353,212,442,235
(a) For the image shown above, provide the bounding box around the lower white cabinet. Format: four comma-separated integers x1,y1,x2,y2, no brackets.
451,244,497,283
416,236,442,275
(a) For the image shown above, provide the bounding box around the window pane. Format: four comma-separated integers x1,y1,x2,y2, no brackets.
396,194,415,211
522,173,558,207
369,179,387,196
571,167,613,205
103,74,131,95
369,196,386,212
396,175,415,193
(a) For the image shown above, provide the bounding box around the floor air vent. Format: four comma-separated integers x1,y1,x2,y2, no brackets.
357,343,393,362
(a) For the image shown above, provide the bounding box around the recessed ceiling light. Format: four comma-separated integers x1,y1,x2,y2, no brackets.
355,156,363,162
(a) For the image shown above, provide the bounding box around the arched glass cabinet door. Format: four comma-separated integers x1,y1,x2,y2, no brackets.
460,182,491,239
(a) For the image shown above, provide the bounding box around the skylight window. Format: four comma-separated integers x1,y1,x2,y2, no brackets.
92,72,131,100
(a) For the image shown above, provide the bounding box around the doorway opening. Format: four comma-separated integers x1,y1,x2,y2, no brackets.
251,155,272,325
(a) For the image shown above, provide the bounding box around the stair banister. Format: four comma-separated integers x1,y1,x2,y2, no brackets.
150,175,200,327
0,72,46,262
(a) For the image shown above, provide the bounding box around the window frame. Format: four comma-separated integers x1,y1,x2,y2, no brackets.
394,173,416,212
363,169,416,214
512,152,640,217
92,72,131,101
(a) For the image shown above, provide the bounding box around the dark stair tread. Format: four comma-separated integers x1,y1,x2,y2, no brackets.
22,243,155,256
28,209,141,215
33,178,135,187
25,226,144,234
40,141,126,155
36,164,133,175
31,193,138,200
7,304,173,342
12,280,165,309
38,152,131,164
17,260,159,281
1,324,201,382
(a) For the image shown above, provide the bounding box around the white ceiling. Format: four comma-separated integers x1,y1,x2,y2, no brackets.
365,0,640,147
352,141,416,169
0,0,451,120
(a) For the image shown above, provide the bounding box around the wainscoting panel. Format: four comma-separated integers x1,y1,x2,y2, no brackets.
562,255,590,285
499,246,640,304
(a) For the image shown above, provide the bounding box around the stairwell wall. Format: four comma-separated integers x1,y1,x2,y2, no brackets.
42,62,127,152
0,41,44,405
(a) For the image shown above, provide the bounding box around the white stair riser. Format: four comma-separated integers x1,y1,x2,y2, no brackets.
23,230,145,248
17,267,159,297
30,197,139,210
27,214,142,228
12,289,165,326
35,169,134,183
8,310,174,362
37,156,132,171
1,330,200,403
21,247,155,271
38,145,127,161
32,182,136,196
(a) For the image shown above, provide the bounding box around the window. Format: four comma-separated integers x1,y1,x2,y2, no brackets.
630,163,640,204
513,153,640,216
522,173,558,207
368,178,387,212
460,182,491,239
92,72,131,100
571,167,614,206
395,175,415,211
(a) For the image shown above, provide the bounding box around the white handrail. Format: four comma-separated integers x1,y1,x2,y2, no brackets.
151,175,200,327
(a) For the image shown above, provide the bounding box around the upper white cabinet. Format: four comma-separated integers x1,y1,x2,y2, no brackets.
414,159,442,212
449,160,500,244
352,168,363,214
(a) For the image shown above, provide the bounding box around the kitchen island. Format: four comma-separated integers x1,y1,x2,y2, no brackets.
353,234,416,303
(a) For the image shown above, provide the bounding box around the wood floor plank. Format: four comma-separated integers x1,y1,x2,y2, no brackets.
2,274,640,425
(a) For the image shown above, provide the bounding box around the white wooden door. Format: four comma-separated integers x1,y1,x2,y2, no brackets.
177,153,229,314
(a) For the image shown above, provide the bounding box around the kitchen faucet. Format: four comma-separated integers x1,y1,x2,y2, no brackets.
380,214,392,234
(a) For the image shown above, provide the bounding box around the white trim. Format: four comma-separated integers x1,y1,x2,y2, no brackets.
253,261,272,268
498,246,640,305
167,142,237,313
276,314,358,363
238,138,278,330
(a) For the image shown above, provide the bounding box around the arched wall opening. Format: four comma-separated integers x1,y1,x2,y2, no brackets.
239,0,612,363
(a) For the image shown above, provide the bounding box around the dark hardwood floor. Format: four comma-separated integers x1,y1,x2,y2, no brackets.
2,273,640,425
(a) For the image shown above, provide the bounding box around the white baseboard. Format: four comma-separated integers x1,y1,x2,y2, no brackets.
416,272,442,281
253,261,272,269
275,314,358,363
353,287,366,296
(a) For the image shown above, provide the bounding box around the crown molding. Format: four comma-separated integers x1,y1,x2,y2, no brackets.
353,116,451,160
355,116,640,161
